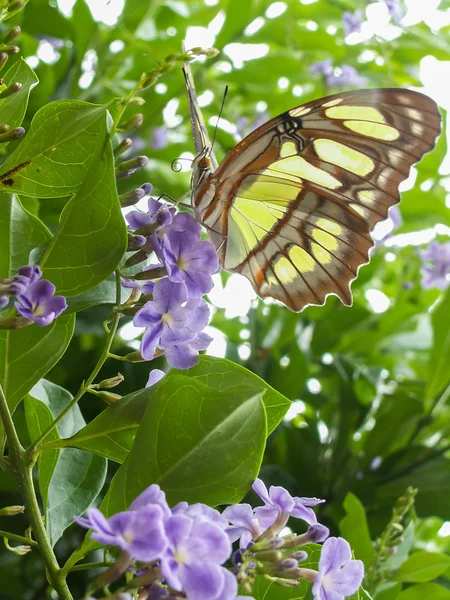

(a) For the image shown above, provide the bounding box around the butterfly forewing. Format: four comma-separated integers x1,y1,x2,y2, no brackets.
192,88,441,312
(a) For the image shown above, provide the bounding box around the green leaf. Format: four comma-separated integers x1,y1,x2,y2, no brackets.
0,313,75,447
24,380,106,546
339,492,375,567
0,100,113,197
54,387,150,463
391,551,450,583
377,456,450,521
181,356,291,435
38,133,127,296
102,377,268,516
0,194,51,277
65,279,131,314
426,289,450,401
61,356,290,464
395,583,450,599
0,59,39,135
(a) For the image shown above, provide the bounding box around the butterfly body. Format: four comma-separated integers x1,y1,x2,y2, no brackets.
190,88,441,312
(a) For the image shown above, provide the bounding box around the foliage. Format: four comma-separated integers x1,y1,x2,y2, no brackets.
0,0,449,599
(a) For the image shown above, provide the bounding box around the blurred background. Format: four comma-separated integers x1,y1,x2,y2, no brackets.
0,0,449,597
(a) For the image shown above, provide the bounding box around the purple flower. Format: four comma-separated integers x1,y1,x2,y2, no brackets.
133,278,210,368
173,502,228,529
129,484,171,519
0,295,8,308
252,478,325,534
343,9,363,36
126,197,175,232
162,230,219,298
236,112,270,138
309,60,333,76
152,126,168,150
375,205,403,246
161,513,234,600
383,0,403,24
15,280,67,326
146,369,165,387
74,505,168,563
223,503,265,549
164,330,212,370
326,65,368,88
420,241,450,290
312,537,364,600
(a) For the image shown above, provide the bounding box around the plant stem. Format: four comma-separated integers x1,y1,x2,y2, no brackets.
0,383,73,600
0,529,38,547
26,272,123,462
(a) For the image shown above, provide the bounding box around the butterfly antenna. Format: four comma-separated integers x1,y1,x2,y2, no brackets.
209,85,228,159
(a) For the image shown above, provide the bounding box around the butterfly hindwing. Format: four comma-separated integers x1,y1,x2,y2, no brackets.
192,88,441,312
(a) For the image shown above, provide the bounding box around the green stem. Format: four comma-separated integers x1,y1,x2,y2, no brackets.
0,384,73,600
26,272,123,462
0,529,38,547
69,561,111,572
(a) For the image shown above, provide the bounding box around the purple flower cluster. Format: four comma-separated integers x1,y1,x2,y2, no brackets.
309,60,368,88
75,479,363,600
343,9,364,36
0,265,67,326
420,241,450,290
122,185,219,370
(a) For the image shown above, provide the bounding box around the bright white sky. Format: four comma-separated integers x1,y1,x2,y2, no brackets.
53,0,450,352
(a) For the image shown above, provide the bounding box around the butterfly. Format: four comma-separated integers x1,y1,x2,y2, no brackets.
185,71,441,312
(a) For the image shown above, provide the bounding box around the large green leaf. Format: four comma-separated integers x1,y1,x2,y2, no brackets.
391,551,450,583
426,289,450,402
395,583,450,599
0,313,75,446
24,380,106,546
102,377,268,515
0,59,39,135
339,492,375,568
56,356,290,463
0,194,51,277
38,130,127,296
0,100,113,197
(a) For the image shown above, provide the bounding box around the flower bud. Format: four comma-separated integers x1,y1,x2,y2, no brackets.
7,544,31,556
116,156,148,173
289,550,308,563
140,182,153,195
252,536,285,552
120,187,146,207
0,126,25,143
122,350,148,363
0,82,22,99
97,374,124,389
0,52,8,71
120,113,144,131
0,295,8,308
264,575,299,588
4,45,19,55
253,549,283,563
127,234,147,251
7,0,25,13
114,137,133,157
4,26,21,44
0,505,24,516
142,71,159,88
283,523,329,547
135,266,166,280
128,96,145,106
95,391,122,404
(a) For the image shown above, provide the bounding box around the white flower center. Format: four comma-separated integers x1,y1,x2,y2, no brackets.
161,312,173,325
